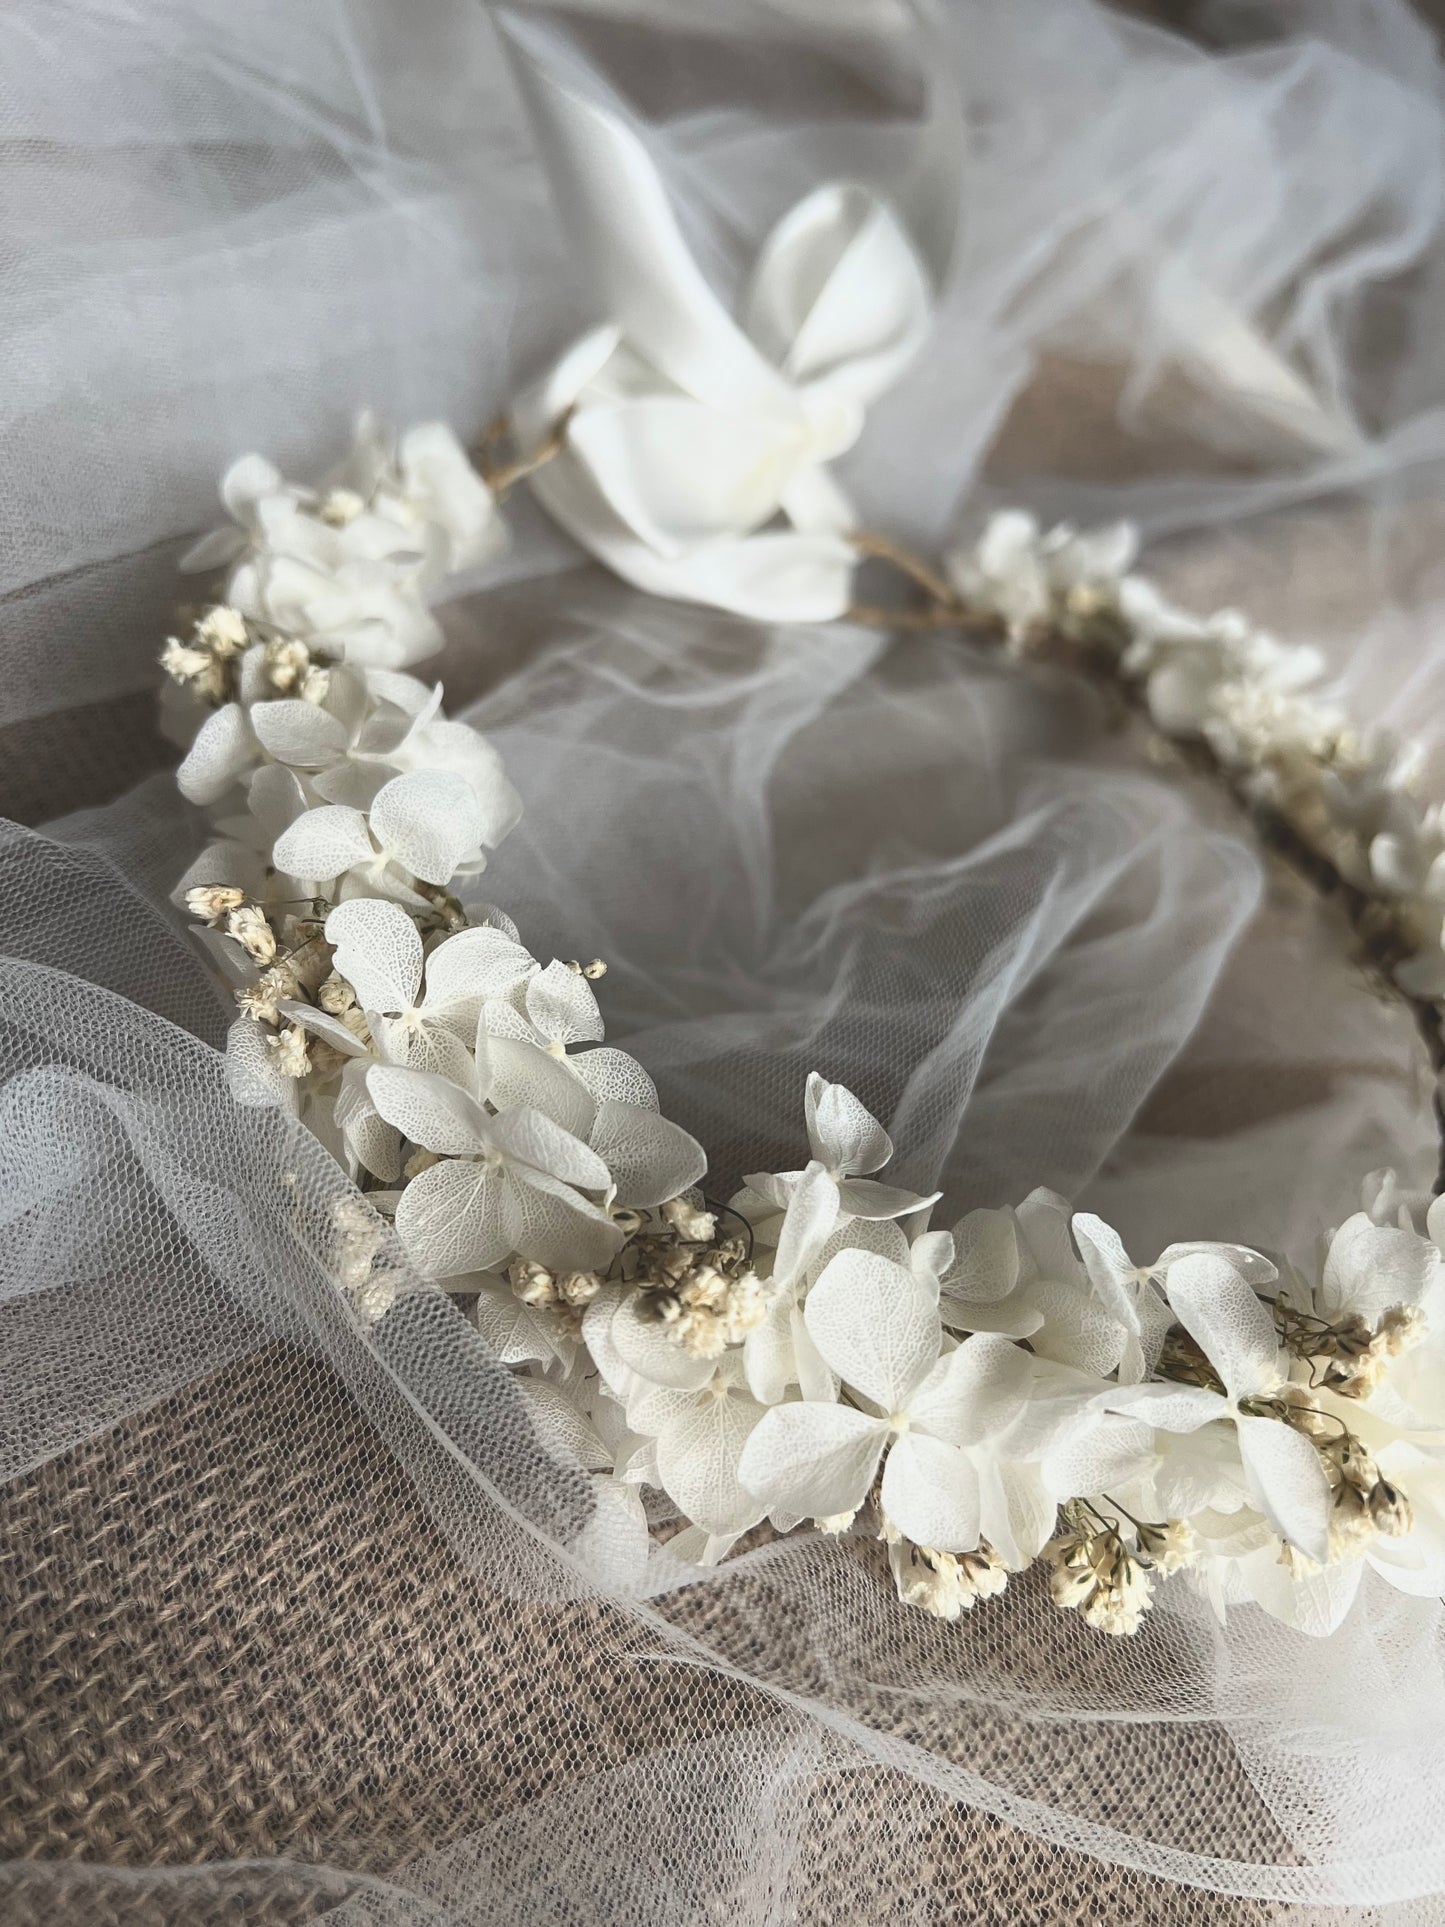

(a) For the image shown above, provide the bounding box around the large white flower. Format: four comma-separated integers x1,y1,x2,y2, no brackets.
737,1074,938,1294
507,43,931,621
368,1065,620,1277
738,1248,1062,1557
1101,1253,1334,1564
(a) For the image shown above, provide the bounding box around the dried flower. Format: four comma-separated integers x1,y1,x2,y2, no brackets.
1043,1516,1153,1636
1134,1518,1195,1575
184,883,246,926
509,1260,556,1306
317,973,357,1016
661,1196,718,1243
263,636,314,694
890,1539,1009,1620
195,605,249,655
268,1022,311,1079
557,1270,603,1308
626,1205,768,1357
560,957,608,981
225,903,278,965
331,1195,399,1323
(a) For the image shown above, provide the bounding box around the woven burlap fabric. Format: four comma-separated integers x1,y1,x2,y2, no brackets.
0,1336,1294,1926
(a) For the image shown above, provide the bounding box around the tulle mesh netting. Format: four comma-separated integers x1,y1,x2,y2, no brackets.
5,1,1445,1920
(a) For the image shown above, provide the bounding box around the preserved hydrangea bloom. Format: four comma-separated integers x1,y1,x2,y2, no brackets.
738,1249,1080,1558
736,1073,939,1290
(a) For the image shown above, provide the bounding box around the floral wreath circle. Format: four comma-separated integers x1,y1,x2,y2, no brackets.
158,100,1445,1643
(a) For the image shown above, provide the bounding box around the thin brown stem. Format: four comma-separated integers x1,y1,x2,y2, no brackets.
474,407,574,501
849,529,959,610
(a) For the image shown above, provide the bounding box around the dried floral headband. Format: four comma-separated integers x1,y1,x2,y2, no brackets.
158,58,1445,1644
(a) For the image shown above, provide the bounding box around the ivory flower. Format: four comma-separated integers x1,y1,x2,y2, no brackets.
738,1249,1064,1557
367,1065,620,1277
1102,1253,1334,1564
323,898,532,1085
272,768,514,894
509,46,931,621
627,1352,770,1538
738,1073,938,1291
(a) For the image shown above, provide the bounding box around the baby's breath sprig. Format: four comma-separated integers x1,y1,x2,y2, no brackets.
619,1198,768,1359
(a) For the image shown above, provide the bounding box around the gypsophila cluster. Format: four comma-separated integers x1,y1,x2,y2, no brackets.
164,405,1445,1641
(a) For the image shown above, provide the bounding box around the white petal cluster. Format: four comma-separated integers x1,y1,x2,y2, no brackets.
181,412,505,670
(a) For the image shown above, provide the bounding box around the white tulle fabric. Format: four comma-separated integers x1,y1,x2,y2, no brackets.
5,1,1445,1921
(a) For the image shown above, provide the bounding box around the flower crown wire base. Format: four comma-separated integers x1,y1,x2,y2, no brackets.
159,404,1445,1645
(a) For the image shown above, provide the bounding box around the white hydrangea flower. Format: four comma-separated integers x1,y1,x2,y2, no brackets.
1311,1207,1443,1429
335,413,506,580
181,417,503,670
1100,1253,1334,1564
737,1248,1066,1557
943,511,1136,643
737,1074,938,1291
1070,1214,1276,1385
272,768,513,895
938,1192,1130,1378
367,1065,621,1277
323,898,531,1085
1117,576,1323,740
743,1217,951,1409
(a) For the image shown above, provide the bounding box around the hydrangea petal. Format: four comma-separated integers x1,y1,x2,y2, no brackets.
370,769,485,884
805,1072,891,1175
1165,1252,1282,1401
249,699,351,769
569,1047,658,1111
366,1064,490,1157
325,898,423,1014
526,961,605,1046
737,1401,886,1518
486,1036,596,1140
394,1158,510,1278
177,703,256,806
880,1432,981,1554
804,1249,940,1411
272,804,374,883
498,1166,621,1273
589,1100,706,1209
655,1387,770,1537
488,1105,611,1192
1237,1415,1333,1566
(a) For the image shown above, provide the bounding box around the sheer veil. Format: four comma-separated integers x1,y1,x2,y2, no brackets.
4,1,1445,1920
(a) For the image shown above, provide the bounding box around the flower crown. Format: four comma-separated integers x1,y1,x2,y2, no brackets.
158,64,1445,1645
